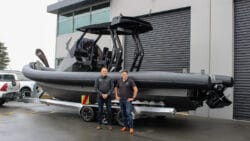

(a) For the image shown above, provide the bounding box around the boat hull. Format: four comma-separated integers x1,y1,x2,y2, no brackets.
22,63,233,111
37,81,200,111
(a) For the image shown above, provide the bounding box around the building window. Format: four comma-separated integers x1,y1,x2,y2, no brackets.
91,7,110,24
58,13,73,35
74,8,91,32
57,3,110,36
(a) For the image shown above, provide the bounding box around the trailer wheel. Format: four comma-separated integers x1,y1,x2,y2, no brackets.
80,106,95,122
0,99,5,106
101,110,108,125
115,110,124,126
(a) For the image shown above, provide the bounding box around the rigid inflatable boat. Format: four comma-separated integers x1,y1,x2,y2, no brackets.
22,16,233,111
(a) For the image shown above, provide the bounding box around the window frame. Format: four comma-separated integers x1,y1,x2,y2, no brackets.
57,2,110,36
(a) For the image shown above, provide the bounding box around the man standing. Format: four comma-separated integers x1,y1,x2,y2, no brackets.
94,67,114,130
114,70,138,134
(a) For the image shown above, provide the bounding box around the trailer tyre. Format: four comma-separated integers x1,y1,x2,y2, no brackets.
115,110,124,126
80,106,95,122
0,99,5,106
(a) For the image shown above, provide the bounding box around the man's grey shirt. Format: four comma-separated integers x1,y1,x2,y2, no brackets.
94,76,114,96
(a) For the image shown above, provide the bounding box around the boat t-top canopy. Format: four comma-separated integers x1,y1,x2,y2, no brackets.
111,16,153,34
76,16,153,35
75,16,153,72
76,22,111,35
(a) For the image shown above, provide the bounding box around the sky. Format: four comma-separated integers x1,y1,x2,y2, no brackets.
0,0,58,71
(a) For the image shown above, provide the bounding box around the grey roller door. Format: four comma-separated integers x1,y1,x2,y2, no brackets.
234,0,250,120
124,7,190,72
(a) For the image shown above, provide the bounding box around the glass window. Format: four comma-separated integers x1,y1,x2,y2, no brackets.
74,9,91,31
58,13,73,35
3,75,15,81
57,3,110,36
16,73,30,81
91,7,110,24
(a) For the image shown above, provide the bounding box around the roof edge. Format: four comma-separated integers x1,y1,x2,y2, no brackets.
47,0,109,14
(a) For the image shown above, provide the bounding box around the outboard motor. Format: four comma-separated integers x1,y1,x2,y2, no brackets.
206,84,232,108
205,75,233,108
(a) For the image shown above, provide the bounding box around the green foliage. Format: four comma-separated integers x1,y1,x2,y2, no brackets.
0,42,10,70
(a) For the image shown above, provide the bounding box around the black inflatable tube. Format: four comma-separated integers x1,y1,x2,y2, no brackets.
23,63,212,89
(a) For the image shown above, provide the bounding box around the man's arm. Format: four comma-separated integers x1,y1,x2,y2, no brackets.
107,79,114,96
132,86,138,99
128,79,138,101
94,78,102,96
114,87,120,100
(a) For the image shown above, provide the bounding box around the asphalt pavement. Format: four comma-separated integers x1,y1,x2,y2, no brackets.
0,101,250,141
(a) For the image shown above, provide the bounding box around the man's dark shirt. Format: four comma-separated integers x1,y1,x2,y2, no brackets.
94,76,114,96
116,78,136,99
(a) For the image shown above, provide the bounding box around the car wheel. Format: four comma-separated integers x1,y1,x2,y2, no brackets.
20,88,31,97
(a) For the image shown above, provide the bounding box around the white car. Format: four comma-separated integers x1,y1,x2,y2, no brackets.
15,72,39,98
19,81,37,98
0,73,20,106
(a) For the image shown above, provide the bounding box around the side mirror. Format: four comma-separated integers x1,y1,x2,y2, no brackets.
12,80,16,86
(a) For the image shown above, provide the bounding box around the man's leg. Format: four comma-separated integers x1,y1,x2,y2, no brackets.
97,97,104,129
126,101,134,134
105,97,112,129
120,99,128,131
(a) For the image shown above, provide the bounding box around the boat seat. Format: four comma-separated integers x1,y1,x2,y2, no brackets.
98,47,112,68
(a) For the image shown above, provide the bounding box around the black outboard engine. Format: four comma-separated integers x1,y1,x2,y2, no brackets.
205,75,233,108
206,84,232,108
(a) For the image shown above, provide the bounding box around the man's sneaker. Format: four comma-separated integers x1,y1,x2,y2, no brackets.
129,128,134,134
96,125,101,130
120,127,128,132
108,126,112,130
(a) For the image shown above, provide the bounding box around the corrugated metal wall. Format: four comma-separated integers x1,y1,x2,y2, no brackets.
234,0,250,120
124,8,190,72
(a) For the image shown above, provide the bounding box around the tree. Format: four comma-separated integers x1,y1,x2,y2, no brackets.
0,42,10,70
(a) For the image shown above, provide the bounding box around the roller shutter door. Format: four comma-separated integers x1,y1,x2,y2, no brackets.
234,0,250,120
124,7,190,72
